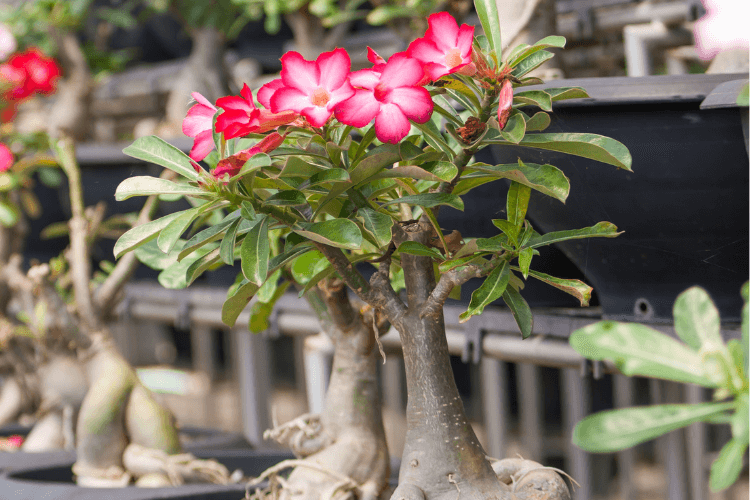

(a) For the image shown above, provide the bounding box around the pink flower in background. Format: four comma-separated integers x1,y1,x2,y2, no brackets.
0,48,61,101
0,24,16,61
213,132,286,179
694,0,750,60
407,12,475,81
182,92,217,161
216,84,296,140
335,53,433,144
269,48,354,127
0,142,14,172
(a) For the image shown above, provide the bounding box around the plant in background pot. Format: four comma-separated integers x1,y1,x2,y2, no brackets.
114,1,633,498
570,283,749,493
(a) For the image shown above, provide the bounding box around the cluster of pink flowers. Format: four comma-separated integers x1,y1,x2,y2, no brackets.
184,12,481,179
0,47,61,123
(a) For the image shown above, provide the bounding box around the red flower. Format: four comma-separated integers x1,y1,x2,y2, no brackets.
216,83,296,140
406,12,475,81
269,48,355,127
182,92,217,161
0,48,60,101
335,53,433,144
213,132,286,179
0,142,13,172
497,79,513,129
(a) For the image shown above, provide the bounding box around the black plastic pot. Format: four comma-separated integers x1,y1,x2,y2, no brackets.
482,73,748,321
0,449,294,500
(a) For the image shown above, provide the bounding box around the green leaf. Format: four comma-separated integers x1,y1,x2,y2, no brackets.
372,165,448,183
134,239,181,271
412,121,455,158
383,193,464,211
158,243,218,289
122,136,199,181
503,285,533,338
511,50,554,78
518,247,534,278
178,211,242,261
500,113,526,144
219,218,242,265
349,144,401,184
467,161,570,203
710,437,748,492
0,173,18,192
279,156,325,178
742,282,748,373
514,90,552,111
546,87,590,102
673,286,723,350
0,200,19,227
157,205,202,254
264,190,307,206
573,402,736,453
737,83,749,107
460,261,510,322
291,250,331,285
526,269,593,306
249,280,291,333
527,221,621,248
524,112,551,132
241,214,270,285
308,169,350,186
222,279,260,327
506,181,531,226
397,241,444,260
294,219,363,250
358,208,394,249
489,133,632,171
439,255,486,273
507,36,565,66
115,176,205,201
731,393,749,442
570,321,715,387
474,0,503,60
114,212,182,259
232,153,272,180
492,219,519,246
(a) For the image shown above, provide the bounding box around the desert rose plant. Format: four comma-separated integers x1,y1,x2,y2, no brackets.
114,1,632,498
570,284,749,493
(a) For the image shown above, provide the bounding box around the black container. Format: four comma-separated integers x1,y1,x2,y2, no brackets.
483,73,748,321
0,449,294,500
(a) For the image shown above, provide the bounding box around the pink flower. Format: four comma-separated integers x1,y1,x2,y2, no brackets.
213,132,286,179
182,92,217,161
335,53,433,144
216,83,296,140
0,142,13,172
269,48,355,127
406,12,475,81
257,78,284,109
367,47,387,71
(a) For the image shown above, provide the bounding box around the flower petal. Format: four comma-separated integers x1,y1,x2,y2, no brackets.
407,38,445,66
280,51,319,93
0,143,13,172
326,80,355,108
348,69,381,90
335,90,380,127
302,106,333,127
189,130,215,161
182,103,216,137
258,79,283,109
317,48,351,92
367,47,386,65
374,103,410,144
216,95,254,113
457,24,475,58
425,12,459,52
271,87,313,114
388,87,433,123
380,53,425,88
191,92,216,110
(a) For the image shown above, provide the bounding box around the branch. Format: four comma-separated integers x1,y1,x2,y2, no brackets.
420,262,488,319
92,170,177,317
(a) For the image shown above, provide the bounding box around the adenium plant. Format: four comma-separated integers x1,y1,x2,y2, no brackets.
570,284,749,493
115,1,632,498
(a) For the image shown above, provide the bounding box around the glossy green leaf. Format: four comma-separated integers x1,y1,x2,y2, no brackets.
349,144,401,184
178,211,242,261
500,113,526,144
506,181,531,226
546,87,590,102
507,36,565,66
527,221,621,248
115,176,205,201
358,208,394,249
489,133,632,170
123,136,199,181
114,212,182,259
291,250,331,285
439,255,486,273
279,156,325,178
250,280,291,333
412,121,455,158
503,285,533,338
524,112,551,132
570,321,715,387
308,169,350,186
265,190,307,206
452,176,496,197
384,193,464,211
710,437,748,492
732,393,749,442
294,219,363,250
373,165,446,183
300,252,379,297
511,50,554,78
460,261,509,322
573,402,736,453
219,218,242,265
526,269,593,306
476,234,508,252
467,161,570,203
673,286,723,350
241,215,270,286
492,219,519,246
514,90,552,111
222,279,260,327
518,247,534,278
397,241,444,260
134,239,181,271
474,0,503,60
432,94,462,125
157,205,203,254
158,243,218,289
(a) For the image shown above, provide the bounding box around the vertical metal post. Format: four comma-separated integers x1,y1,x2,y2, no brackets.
518,363,543,461
303,333,334,414
481,357,507,459
562,368,592,500
232,327,271,447
190,324,215,381
614,375,636,500
382,356,405,413
664,382,688,500
686,384,707,500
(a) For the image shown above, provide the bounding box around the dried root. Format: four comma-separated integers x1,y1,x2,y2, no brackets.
264,413,330,458
490,457,574,500
246,459,361,500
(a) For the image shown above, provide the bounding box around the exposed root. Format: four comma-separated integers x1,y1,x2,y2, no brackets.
491,457,572,500
264,413,329,458
246,459,360,500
